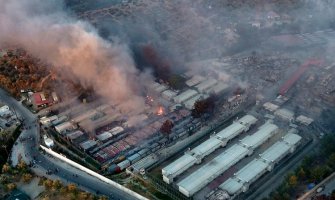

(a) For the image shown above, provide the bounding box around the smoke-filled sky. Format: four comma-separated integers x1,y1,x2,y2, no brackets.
0,0,153,111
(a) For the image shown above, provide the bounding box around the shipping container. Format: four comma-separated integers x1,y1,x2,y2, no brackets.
128,153,141,164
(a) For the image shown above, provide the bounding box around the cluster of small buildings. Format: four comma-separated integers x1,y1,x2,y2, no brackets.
262,101,314,126
25,91,59,110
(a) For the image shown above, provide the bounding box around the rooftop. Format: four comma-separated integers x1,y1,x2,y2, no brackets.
177,144,249,197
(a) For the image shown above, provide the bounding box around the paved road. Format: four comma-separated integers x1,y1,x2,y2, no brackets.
0,89,142,200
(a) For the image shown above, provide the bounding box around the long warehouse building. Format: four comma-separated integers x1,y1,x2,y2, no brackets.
177,122,278,197
217,129,302,199
162,115,257,184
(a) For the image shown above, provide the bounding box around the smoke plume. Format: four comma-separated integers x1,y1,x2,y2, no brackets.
0,0,153,111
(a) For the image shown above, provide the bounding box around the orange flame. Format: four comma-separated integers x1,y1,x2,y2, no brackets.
157,106,164,116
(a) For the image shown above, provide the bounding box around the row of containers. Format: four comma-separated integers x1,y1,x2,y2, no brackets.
105,116,203,174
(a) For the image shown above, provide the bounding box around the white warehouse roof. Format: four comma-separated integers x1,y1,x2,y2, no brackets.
260,142,290,164
161,115,256,184
218,131,302,198
219,178,243,195
173,89,198,103
195,79,218,93
234,159,268,184
282,130,301,144
240,123,278,149
216,122,246,140
190,137,222,159
219,159,268,195
237,115,258,127
177,144,249,197
162,154,196,184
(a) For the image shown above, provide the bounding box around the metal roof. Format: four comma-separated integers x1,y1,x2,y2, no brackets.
216,122,245,140
260,142,290,163
162,154,196,177
177,144,249,197
282,132,302,146
184,94,208,110
173,89,198,103
234,159,268,183
237,115,258,126
209,82,228,94
195,78,218,93
240,123,278,148
190,137,222,158
219,178,243,195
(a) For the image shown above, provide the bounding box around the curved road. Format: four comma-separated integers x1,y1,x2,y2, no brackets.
1,89,143,200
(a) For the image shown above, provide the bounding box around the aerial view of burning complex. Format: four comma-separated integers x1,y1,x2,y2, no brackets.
1,0,335,200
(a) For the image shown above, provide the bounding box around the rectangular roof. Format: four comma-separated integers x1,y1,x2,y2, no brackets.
216,122,245,141
195,79,218,92
162,154,196,177
234,159,268,183
190,137,222,158
67,130,84,140
237,115,258,126
185,75,206,87
282,132,302,146
54,121,74,133
240,123,278,148
209,82,229,94
260,142,290,163
219,178,243,195
96,131,113,141
177,144,249,197
80,140,97,150
184,94,208,110
173,89,198,103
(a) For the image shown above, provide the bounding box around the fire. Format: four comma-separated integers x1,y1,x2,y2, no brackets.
157,106,164,116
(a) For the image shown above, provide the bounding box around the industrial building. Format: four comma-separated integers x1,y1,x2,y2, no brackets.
185,75,206,87
263,102,279,112
216,129,302,199
54,121,75,134
177,144,249,197
183,94,209,110
239,123,278,154
162,115,257,184
173,89,198,104
194,79,218,93
177,121,278,197
80,140,98,151
208,82,229,95
274,108,294,121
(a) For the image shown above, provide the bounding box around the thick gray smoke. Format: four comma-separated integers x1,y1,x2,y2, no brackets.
0,0,153,111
